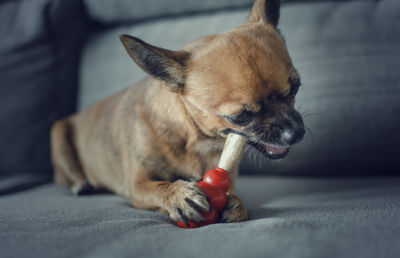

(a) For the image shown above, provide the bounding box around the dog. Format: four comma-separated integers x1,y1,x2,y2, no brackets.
51,0,305,225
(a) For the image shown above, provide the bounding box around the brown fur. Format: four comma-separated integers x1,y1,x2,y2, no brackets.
51,0,303,223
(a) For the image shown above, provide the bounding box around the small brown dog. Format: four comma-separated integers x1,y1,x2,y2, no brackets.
51,0,304,224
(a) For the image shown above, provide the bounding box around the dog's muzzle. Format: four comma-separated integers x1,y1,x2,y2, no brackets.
250,118,305,160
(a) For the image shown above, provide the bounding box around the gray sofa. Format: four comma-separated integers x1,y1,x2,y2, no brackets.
1,0,400,258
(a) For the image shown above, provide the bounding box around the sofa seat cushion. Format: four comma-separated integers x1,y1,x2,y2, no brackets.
1,175,400,258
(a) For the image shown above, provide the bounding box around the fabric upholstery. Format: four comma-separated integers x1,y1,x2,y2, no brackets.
82,0,373,25
78,0,400,175
1,2,400,258
83,0,253,24
1,175,400,258
0,0,88,175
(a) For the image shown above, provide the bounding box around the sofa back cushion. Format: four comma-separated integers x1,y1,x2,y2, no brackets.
0,0,87,176
83,0,373,25
246,0,400,175
79,0,400,175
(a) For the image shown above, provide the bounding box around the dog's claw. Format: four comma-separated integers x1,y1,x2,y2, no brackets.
177,208,189,226
188,195,210,212
166,180,210,223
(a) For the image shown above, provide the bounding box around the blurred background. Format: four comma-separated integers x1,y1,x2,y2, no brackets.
0,0,399,178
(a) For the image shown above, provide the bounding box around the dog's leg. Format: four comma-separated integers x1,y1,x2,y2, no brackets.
220,193,248,223
219,168,248,223
51,119,92,195
130,172,210,224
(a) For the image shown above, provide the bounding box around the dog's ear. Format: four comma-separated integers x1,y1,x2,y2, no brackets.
120,34,189,92
245,0,280,27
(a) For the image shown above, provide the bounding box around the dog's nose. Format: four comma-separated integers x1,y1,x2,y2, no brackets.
281,129,294,143
282,127,305,145
266,121,305,146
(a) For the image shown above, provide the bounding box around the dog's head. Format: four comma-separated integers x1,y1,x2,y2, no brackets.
120,0,304,159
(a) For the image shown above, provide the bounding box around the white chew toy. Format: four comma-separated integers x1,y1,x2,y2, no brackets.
218,133,248,172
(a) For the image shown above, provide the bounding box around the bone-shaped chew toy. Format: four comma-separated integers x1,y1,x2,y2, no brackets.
177,133,247,228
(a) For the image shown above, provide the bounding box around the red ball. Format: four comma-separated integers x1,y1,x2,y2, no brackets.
177,209,218,228
197,181,227,210
177,220,197,228
176,167,231,228
203,167,231,192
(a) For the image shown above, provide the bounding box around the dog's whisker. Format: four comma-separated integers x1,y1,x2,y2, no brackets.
249,147,254,166
301,109,321,118
246,147,252,165
251,147,257,166
296,103,303,112
304,125,315,138
244,145,254,164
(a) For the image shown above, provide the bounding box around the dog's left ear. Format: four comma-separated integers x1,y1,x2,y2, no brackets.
245,0,280,27
120,34,189,92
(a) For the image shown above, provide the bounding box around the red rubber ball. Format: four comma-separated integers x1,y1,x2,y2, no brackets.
197,181,227,210
177,209,218,228
202,167,231,192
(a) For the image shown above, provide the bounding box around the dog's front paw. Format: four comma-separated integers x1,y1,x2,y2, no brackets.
165,180,210,224
220,194,248,223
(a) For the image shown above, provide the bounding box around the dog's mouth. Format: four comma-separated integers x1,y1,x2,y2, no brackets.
248,141,290,160
222,129,291,160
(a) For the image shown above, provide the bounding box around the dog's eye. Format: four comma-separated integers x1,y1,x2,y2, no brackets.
288,83,300,99
227,110,254,126
287,77,301,99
